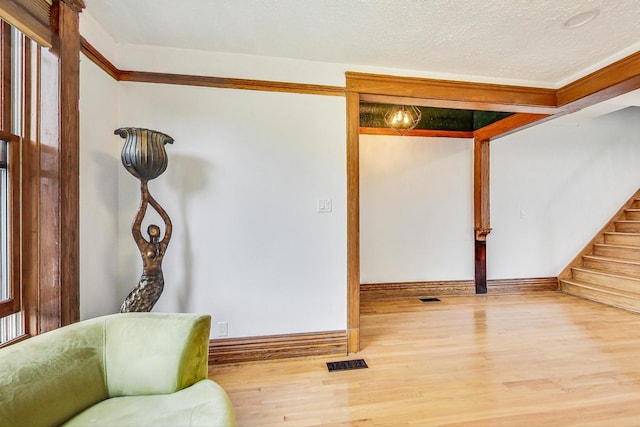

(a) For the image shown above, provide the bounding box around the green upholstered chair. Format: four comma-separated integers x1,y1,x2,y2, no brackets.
0,312,236,427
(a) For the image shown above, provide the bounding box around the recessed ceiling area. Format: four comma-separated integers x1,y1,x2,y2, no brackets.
83,0,640,88
360,103,513,133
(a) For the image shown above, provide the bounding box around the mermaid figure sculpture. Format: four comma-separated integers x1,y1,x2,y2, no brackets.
115,127,174,313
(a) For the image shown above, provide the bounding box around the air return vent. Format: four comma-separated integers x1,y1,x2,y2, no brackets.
327,359,368,372
420,297,441,302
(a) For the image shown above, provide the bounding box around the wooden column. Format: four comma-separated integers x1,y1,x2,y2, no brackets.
37,0,83,330
474,137,491,294
346,90,360,353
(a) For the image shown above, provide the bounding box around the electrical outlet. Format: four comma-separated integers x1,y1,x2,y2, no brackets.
217,321,228,337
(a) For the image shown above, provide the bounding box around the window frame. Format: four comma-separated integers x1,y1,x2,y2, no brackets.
0,131,20,318
0,22,22,320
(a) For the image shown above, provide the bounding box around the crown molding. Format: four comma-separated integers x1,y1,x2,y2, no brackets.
58,0,85,13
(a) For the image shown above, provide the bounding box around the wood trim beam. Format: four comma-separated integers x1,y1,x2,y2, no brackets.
209,330,347,364
118,70,345,97
360,277,559,300
347,72,559,114
346,91,360,354
473,113,549,141
360,127,474,138
359,93,560,115
557,51,640,110
79,36,117,80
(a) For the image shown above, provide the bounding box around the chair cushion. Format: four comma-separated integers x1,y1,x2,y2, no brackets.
62,379,236,427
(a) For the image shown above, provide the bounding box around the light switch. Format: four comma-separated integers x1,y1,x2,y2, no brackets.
318,199,332,213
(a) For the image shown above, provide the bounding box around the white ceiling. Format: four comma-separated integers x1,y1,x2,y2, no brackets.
84,0,640,89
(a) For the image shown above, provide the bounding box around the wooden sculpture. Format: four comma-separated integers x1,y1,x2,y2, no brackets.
115,127,174,312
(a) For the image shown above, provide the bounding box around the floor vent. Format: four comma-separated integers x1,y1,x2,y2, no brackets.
327,359,368,372
420,297,441,302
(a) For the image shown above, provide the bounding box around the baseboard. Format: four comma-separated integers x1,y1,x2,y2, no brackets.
209,330,347,365
360,277,559,300
209,278,557,363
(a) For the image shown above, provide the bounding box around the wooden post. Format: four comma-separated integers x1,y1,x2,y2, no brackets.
346,90,360,353
50,0,83,327
474,137,491,294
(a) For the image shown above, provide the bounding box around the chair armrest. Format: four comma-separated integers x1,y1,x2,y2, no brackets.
103,313,211,397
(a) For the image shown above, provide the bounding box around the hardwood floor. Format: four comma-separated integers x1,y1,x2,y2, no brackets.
209,293,640,426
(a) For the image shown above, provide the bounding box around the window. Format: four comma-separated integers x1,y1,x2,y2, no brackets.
0,135,22,343
0,22,30,344
0,1,83,344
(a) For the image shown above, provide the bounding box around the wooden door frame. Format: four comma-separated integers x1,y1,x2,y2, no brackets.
345,61,640,352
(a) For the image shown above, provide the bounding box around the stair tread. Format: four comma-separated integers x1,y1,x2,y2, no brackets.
604,231,640,236
594,243,640,250
616,220,640,223
571,266,640,283
561,279,640,298
626,209,640,212
583,254,640,265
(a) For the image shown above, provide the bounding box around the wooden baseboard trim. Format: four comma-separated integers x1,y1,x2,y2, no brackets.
360,277,559,300
209,330,347,365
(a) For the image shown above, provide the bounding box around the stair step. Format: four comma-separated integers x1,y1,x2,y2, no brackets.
625,209,640,220
593,243,640,261
603,232,640,246
631,199,640,209
582,255,640,277
614,220,640,233
571,267,640,293
561,279,640,313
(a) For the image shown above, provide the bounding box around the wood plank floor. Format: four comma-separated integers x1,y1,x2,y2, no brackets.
209,292,640,426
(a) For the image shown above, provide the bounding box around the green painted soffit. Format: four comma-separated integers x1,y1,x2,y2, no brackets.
360,103,513,132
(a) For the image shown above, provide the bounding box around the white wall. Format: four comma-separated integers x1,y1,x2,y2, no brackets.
360,135,474,283
78,53,120,319
489,107,640,279
116,83,346,338
359,108,640,284
79,11,640,338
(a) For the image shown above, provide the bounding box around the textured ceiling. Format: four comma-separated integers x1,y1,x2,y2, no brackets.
83,0,640,88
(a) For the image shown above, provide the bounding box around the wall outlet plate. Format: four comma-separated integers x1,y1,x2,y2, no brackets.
217,321,228,337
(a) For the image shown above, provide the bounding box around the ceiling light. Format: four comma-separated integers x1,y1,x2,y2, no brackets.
384,105,422,136
563,9,599,29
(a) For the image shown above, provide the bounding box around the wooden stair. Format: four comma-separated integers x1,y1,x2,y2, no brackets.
559,189,640,313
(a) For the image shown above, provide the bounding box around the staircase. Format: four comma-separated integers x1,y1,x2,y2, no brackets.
559,189,640,313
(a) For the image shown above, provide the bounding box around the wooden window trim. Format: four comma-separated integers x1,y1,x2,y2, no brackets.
0,0,83,339
0,130,20,318
0,0,52,47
